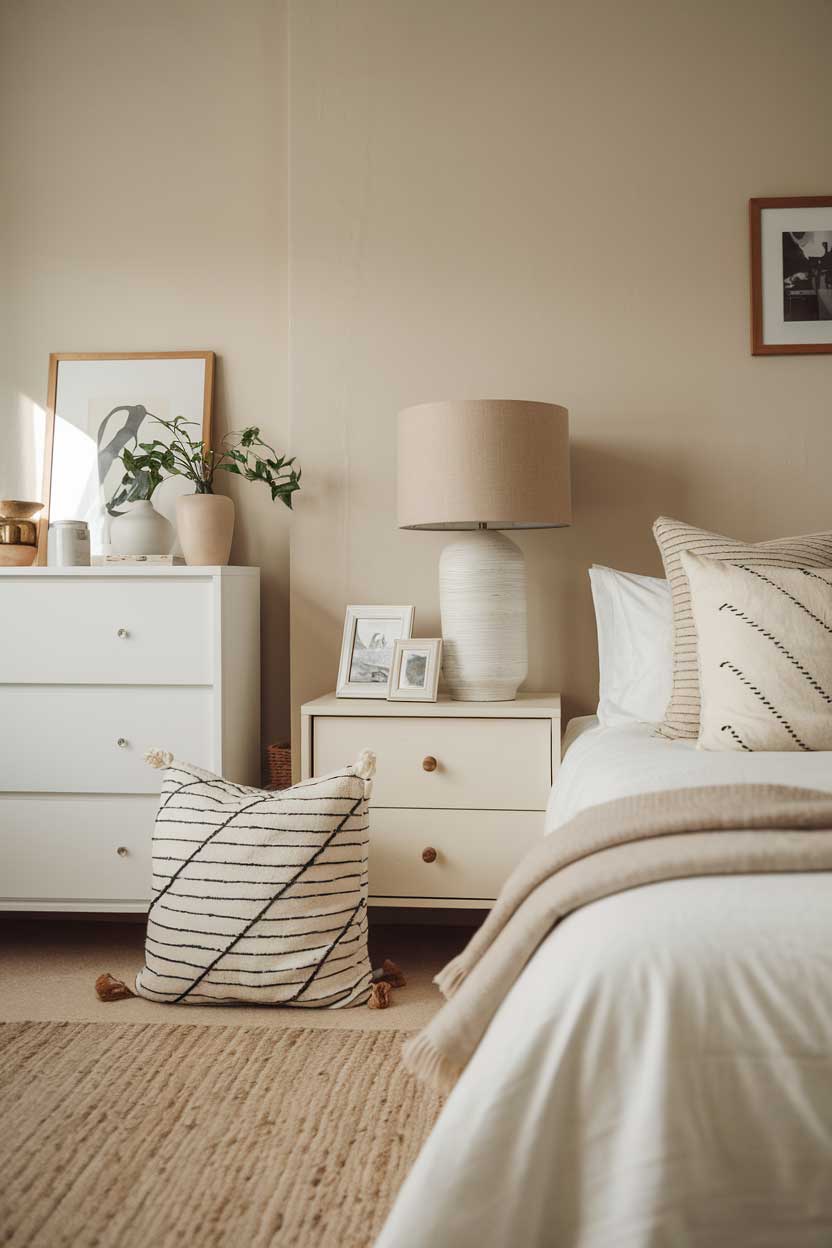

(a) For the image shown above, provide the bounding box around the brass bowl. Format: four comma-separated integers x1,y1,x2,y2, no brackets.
0,544,37,567
0,500,44,521
0,520,37,545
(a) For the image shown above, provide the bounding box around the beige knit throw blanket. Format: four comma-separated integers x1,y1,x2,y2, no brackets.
404,784,832,1095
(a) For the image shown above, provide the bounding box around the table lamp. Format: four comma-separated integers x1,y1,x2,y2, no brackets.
397,398,571,701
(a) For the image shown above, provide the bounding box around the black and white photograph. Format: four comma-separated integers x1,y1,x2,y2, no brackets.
782,231,832,322
401,647,429,688
348,617,405,684
387,637,442,702
751,197,832,354
336,604,414,697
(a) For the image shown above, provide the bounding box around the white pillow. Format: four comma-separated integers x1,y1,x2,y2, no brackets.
653,515,832,740
683,552,832,752
135,752,374,1007
589,565,672,727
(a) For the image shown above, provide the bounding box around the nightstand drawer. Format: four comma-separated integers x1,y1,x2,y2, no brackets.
368,809,541,902
313,715,552,811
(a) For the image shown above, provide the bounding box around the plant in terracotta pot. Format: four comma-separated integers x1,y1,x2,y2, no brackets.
147,417,301,566
109,443,175,556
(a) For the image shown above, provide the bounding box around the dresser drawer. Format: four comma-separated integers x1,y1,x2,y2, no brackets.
368,808,541,902
0,795,155,904
313,716,552,811
0,686,214,793
0,577,213,685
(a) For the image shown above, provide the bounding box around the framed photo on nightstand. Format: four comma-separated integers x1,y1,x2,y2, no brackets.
387,638,442,702
336,604,415,698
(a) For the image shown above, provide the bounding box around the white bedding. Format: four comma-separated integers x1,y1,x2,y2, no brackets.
378,720,832,1248
547,715,832,831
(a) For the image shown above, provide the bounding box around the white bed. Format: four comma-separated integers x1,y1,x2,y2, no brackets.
548,715,832,831
378,719,832,1248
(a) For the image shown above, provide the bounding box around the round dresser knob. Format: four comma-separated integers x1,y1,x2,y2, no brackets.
116,846,129,858
117,628,129,639
117,737,128,749
422,847,437,863
422,756,438,772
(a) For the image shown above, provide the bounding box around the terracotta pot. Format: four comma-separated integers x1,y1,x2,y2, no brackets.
110,500,174,556
176,493,235,566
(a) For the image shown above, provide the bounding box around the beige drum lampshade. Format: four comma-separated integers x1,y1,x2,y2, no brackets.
397,399,571,530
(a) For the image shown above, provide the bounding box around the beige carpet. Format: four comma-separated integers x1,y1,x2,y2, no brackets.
0,918,469,1029
0,1019,441,1247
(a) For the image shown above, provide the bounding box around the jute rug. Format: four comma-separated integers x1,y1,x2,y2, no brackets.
0,1020,442,1248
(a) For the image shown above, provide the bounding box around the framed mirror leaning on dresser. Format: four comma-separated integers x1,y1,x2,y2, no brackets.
40,351,214,564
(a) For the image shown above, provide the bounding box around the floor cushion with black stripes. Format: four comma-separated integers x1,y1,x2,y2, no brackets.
134,751,374,1008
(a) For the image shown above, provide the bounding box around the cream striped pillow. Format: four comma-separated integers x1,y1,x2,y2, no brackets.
683,553,832,751
135,753,374,1008
653,517,832,740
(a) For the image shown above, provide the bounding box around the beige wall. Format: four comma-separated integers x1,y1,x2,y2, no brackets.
3,1,832,759
0,0,291,746
289,0,832,736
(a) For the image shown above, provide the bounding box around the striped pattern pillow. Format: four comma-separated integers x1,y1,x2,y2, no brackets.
653,517,832,740
683,553,832,751
135,753,374,1008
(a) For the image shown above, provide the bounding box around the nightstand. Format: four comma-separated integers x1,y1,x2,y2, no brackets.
300,693,561,909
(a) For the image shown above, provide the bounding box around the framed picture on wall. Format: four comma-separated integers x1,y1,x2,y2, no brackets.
750,197,832,355
336,604,415,698
39,351,215,562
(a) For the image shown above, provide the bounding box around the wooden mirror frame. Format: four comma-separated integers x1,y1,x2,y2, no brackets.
39,350,215,564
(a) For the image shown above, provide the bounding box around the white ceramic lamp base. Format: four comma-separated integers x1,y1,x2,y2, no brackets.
439,529,528,701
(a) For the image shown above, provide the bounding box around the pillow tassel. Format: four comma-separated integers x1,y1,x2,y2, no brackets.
95,973,135,1002
354,749,376,799
368,958,407,1007
354,749,376,780
145,748,174,770
368,981,392,1009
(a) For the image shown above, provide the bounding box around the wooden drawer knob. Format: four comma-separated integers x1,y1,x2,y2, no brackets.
422,847,437,863
422,756,437,772
116,846,129,858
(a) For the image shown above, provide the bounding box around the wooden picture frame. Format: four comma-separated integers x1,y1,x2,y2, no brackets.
750,197,832,356
387,638,442,702
39,351,215,563
336,605,415,698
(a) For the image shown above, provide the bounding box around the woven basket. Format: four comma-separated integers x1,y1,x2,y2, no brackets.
264,741,293,791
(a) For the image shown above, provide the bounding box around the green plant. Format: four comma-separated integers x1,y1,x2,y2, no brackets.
111,442,173,512
146,416,301,508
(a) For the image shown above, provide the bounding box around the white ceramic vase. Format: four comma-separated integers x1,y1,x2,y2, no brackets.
109,500,174,557
176,493,235,566
439,529,528,701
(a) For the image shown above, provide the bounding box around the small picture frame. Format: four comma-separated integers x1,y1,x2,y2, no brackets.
336,605,415,698
387,638,442,702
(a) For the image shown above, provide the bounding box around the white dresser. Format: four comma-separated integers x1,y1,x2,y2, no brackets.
0,566,260,912
300,693,560,908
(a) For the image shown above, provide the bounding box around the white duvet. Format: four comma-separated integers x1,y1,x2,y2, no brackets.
378,720,832,1248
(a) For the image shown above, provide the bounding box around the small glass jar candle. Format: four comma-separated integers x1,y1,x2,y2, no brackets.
48,520,91,566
